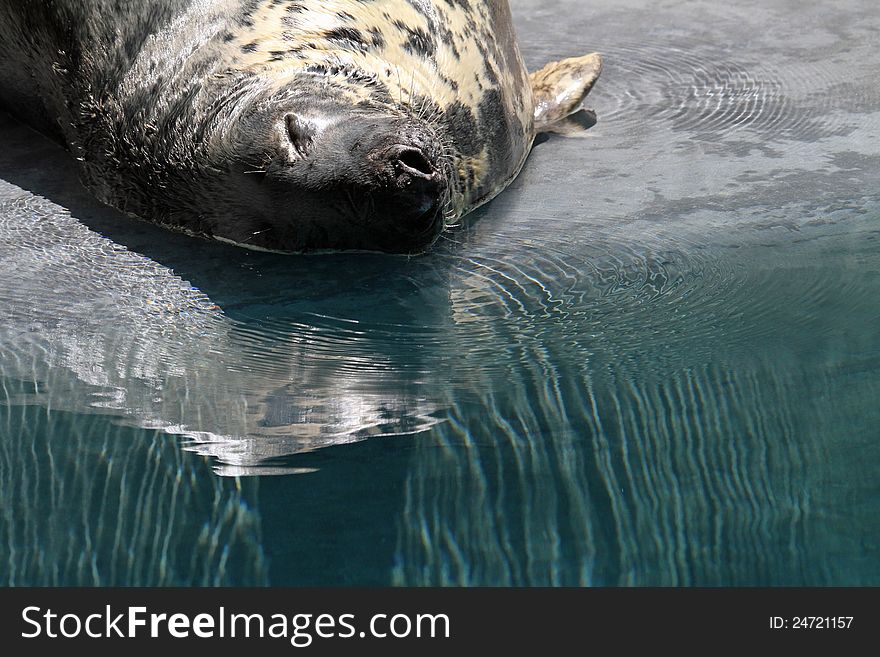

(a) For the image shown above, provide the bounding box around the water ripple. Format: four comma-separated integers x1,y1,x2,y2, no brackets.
587,40,851,142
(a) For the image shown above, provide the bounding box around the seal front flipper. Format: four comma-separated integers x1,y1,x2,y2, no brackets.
530,53,603,134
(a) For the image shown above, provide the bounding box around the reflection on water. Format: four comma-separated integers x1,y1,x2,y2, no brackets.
1,0,880,585
0,385,267,585
0,177,446,476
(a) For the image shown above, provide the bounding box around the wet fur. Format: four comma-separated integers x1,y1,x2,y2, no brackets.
0,1,577,252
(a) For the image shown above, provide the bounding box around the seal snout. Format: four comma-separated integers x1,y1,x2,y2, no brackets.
377,144,444,218
247,102,450,252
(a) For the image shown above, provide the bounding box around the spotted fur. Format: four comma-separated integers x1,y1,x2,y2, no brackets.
0,1,597,252
214,0,535,218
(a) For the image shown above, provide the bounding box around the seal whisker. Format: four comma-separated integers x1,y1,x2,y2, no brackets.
240,226,273,245
395,65,404,109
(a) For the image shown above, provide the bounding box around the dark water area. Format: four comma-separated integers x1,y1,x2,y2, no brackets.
1,0,879,586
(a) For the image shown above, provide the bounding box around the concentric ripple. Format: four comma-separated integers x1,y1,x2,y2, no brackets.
442,232,746,376
586,40,853,142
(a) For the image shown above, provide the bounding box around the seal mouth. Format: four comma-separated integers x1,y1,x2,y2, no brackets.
345,187,446,254
367,140,448,251
405,199,446,241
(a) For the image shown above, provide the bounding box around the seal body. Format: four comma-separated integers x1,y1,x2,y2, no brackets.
0,1,601,253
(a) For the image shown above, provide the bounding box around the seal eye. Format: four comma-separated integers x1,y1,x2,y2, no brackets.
284,113,314,157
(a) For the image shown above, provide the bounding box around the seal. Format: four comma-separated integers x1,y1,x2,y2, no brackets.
0,1,602,253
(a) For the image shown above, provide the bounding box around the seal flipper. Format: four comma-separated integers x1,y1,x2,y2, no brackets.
530,53,603,133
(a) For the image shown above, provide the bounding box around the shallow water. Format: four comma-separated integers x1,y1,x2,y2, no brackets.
1,0,879,586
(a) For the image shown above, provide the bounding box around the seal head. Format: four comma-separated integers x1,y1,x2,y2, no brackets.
206,86,450,252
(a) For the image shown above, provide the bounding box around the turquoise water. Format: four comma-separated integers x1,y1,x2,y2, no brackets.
1,0,879,585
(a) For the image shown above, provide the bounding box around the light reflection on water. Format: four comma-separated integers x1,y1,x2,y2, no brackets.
1,0,879,585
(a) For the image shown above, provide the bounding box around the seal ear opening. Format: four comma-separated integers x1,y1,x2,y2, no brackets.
530,52,603,135
284,113,315,157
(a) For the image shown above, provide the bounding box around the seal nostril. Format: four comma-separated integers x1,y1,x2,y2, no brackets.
396,147,434,177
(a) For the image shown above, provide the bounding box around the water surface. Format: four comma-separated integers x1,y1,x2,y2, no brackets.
1,0,879,585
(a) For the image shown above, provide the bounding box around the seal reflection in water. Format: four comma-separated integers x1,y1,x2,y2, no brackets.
0,1,602,253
